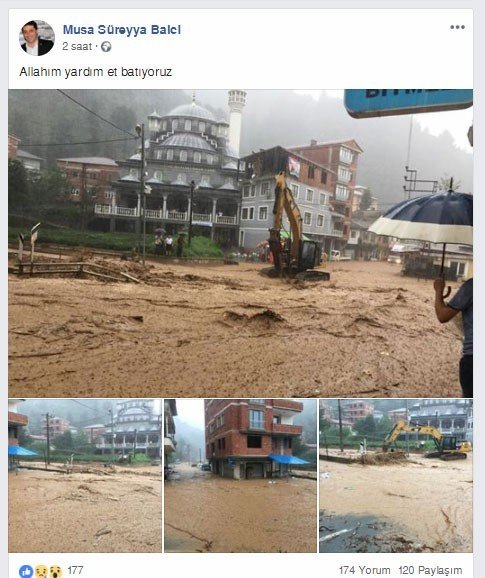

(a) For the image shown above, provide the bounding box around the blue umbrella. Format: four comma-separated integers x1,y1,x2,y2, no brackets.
369,182,472,295
8,445,38,456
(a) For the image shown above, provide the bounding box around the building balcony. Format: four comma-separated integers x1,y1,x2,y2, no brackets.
96,442,161,450
94,204,238,225
271,424,303,436
8,412,28,426
164,437,176,453
272,400,303,412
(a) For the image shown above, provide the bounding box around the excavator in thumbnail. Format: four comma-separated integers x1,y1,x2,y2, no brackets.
267,172,330,281
382,420,472,460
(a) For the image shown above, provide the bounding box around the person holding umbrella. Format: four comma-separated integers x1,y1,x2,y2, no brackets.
369,181,473,396
434,277,473,397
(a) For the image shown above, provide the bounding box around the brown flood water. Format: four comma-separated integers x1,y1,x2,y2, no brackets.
319,453,472,552
9,259,465,398
164,463,317,552
9,464,162,552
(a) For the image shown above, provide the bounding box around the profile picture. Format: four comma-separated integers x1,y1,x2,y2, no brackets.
19,20,55,56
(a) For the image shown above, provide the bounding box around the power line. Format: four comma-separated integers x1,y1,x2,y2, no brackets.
21,137,136,147
57,89,138,138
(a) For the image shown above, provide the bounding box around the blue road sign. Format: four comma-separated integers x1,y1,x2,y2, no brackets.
344,89,473,118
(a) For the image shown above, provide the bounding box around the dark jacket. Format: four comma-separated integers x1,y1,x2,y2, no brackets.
22,38,54,56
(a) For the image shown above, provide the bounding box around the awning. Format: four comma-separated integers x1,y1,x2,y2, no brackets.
8,445,38,456
268,454,309,465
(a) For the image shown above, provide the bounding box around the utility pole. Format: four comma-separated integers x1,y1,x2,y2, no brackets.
337,400,344,453
136,123,146,265
188,180,195,246
45,412,51,465
109,409,115,463
133,429,137,459
199,448,202,464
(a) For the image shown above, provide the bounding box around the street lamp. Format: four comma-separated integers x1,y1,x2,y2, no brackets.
136,123,146,265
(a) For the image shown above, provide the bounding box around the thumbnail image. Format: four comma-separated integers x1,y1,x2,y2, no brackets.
319,398,473,553
8,89,472,398
8,398,162,553
164,398,317,552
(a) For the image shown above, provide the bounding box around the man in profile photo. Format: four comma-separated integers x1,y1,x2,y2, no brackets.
21,21,54,56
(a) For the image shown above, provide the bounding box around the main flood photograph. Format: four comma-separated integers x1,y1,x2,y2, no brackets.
8,89,473,398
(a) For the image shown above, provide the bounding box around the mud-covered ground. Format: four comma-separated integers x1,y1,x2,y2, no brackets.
9,258,464,398
319,453,473,552
164,463,317,552
9,464,162,552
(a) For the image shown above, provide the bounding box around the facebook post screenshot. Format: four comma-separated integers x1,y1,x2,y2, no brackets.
2,4,478,578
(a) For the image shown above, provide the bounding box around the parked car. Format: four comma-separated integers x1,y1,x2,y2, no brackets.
200,463,211,471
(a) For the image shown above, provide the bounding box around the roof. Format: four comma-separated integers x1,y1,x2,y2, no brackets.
268,454,309,465
161,133,214,151
17,149,44,161
8,445,38,456
167,102,216,122
57,157,118,166
289,139,364,154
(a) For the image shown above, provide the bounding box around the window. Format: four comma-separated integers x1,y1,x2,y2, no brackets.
249,399,265,404
216,413,225,428
260,182,270,197
247,435,262,448
199,122,206,133
338,166,352,182
258,206,268,221
172,119,178,130
321,170,328,184
166,149,173,161
162,121,167,131
207,155,214,165
104,190,115,199
306,189,314,202
156,150,163,160
154,170,163,181
194,151,201,163
320,193,327,205
129,168,138,177
339,147,354,164
249,409,265,430
317,214,324,227
185,119,191,131
304,212,312,225
284,437,293,449
209,422,215,433
273,415,281,424
211,442,215,454
200,175,211,187
243,185,251,198
351,230,358,238
180,150,187,161
71,188,79,196
241,207,255,220
336,185,349,201
308,165,315,178
221,437,226,450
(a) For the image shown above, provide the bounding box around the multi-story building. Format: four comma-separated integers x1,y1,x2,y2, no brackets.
164,399,177,477
8,399,29,470
289,139,363,250
387,408,408,423
57,156,119,206
17,149,44,172
95,92,246,245
8,134,20,158
205,399,305,479
239,146,339,253
41,415,70,437
82,424,106,444
98,399,162,458
409,399,472,442
341,400,374,425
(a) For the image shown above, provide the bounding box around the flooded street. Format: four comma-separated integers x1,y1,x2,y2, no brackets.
9,259,464,398
164,463,317,552
319,453,472,552
9,464,162,552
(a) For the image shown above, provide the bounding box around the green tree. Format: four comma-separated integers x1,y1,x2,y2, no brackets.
360,188,373,211
18,429,34,447
8,159,30,211
353,414,377,436
54,430,74,450
30,168,70,207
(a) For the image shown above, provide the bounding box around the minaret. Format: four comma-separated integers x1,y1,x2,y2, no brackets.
228,90,247,157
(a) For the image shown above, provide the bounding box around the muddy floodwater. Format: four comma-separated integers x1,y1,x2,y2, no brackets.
164,463,317,552
319,453,472,552
9,464,162,552
9,259,464,398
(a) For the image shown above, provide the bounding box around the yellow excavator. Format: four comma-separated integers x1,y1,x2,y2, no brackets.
267,172,330,280
382,420,472,460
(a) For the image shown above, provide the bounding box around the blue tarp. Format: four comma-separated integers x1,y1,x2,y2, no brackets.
8,445,38,456
268,454,309,465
